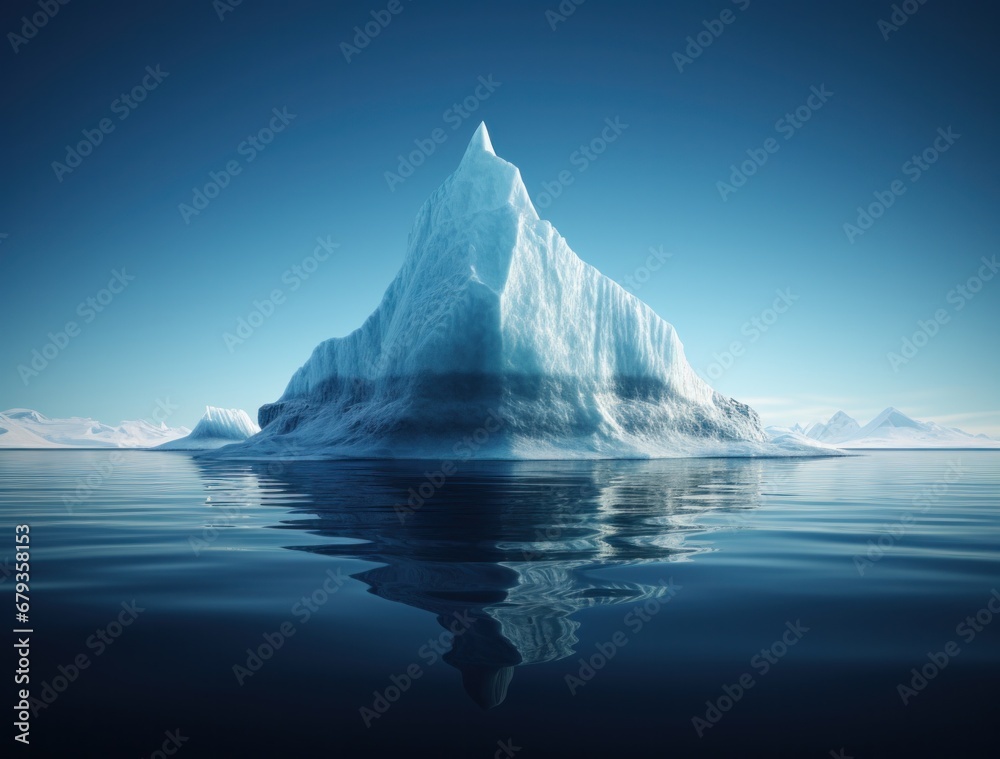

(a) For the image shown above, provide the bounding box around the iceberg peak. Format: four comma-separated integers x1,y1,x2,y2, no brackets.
427,121,537,223
464,121,495,158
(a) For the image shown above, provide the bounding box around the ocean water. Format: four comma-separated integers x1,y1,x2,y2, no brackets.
1,450,997,757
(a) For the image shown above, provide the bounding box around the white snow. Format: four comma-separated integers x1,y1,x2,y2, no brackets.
0,412,61,448
792,407,999,449
216,123,836,460
0,408,189,448
764,426,843,453
156,407,260,450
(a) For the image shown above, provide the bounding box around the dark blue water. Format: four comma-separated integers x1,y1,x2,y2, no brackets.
1,450,997,757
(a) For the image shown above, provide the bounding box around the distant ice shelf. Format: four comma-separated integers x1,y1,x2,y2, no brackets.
0,408,189,448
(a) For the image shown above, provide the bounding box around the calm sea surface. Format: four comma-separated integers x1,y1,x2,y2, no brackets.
1,450,997,757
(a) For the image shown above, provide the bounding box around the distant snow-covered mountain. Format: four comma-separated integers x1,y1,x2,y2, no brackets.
0,413,60,448
156,407,260,450
793,408,998,449
0,408,190,448
804,411,861,444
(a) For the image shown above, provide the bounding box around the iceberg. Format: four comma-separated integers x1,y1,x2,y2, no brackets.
221,123,833,460
156,407,260,450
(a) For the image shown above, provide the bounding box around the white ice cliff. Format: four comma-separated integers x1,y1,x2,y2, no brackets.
222,123,831,459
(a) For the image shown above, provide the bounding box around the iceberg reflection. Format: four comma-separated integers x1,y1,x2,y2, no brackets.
194,457,768,707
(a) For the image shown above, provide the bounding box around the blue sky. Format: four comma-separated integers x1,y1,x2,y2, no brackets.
2,0,998,434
